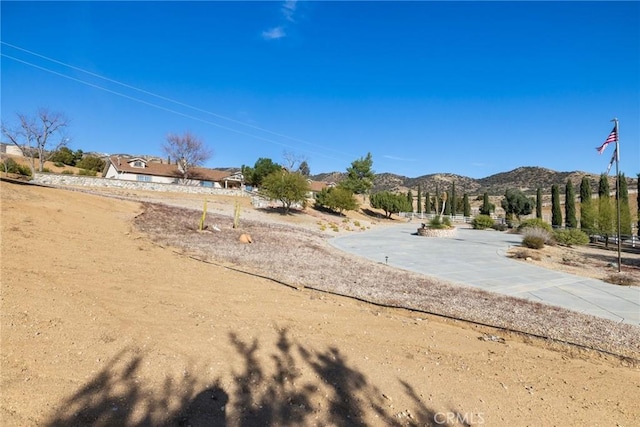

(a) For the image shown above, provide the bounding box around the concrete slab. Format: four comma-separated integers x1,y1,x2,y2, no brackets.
330,223,640,326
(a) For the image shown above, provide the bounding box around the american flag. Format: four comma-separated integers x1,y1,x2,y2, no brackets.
596,126,618,154
606,148,617,175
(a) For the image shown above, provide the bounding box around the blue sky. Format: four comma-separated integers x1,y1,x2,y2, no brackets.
2,1,638,179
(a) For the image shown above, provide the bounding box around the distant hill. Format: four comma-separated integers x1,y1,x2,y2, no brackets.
312,166,636,196
101,152,635,196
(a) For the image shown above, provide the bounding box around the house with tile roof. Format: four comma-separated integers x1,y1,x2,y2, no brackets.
103,156,243,189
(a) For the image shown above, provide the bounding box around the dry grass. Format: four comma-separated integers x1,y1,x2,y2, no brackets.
509,248,542,261
604,273,638,287
134,202,640,360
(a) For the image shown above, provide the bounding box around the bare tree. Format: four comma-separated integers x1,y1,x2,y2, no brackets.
282,150,306,172
1,109,70,174
162,132,212,183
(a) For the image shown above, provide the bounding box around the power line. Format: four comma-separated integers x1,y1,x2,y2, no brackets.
1,41,354,159
2,53,348,161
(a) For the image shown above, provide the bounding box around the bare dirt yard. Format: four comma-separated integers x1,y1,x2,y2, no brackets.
2,180,639,426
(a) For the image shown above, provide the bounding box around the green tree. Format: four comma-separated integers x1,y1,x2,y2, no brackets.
551,184,562,228
501,189,534,221
451,182,456,216
617,173,632,235
298,160,310,177
416,185,422,214
406,190,413,212
564,180,577,228
463,193,471,217
339,152,374,195
536,187,542,219
50,146,76,165
76,156,106,172
580,176,595,234
597,173,615,245
73,149,84,165
480,192,492,216
261,170,310,214
370,191,411,219
314,186,358,214
434,184,441,215
246,158,281,187
424,191,430,214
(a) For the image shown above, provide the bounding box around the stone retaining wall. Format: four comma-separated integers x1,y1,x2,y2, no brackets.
32,173,247,197
416,227,457,238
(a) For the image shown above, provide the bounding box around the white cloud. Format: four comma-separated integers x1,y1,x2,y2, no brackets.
282,0,298,22
261,26,286,40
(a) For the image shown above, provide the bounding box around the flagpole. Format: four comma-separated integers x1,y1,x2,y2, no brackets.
612,117,621,273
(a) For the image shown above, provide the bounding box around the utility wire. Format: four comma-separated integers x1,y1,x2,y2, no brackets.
2,53,343,161
1,41,354,158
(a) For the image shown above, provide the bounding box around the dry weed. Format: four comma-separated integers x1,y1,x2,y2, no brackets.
134,202,640,360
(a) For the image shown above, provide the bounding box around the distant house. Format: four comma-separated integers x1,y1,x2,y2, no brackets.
103,156,243,189
307,179,335,198
0,143,25,156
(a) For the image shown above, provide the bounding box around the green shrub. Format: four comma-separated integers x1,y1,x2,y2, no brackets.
75,155,106,172
521,227,552,249
427,215,452,230
553,228,589,246
492,223,508,231
471,214,494,230
1,158,32,176
54,161,65,167
42,167,52,173
78,169,97,176
518,218,552,233
61,169,74,175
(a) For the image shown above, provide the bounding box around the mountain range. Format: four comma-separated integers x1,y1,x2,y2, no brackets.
311,166,637,196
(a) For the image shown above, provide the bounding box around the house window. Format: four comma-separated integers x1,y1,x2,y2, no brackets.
200,181,213,188
136,175,152,182
132,161,144,168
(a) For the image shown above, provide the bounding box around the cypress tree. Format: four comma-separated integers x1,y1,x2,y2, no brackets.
551,184,562,228
463,193,471,217
451,182,456,216
406,190,413,212
565,179,577,228
580,176,595,234
417,185,422,214
424,191,430,214
444,191,452,215
597,173,614,245
617,173,632,235
536,187,542,219
434,184,440,215
480,192,491,216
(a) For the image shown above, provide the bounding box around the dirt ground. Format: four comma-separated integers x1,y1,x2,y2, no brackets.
507,237,640,287
1,181,639,426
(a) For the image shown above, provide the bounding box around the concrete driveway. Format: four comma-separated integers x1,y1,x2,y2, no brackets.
330,223,640,326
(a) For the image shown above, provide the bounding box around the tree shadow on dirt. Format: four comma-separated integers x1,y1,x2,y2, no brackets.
44,330,449,426
584,243,640,268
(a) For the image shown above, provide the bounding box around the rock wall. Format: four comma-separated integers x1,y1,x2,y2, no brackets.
416,227,457,238
32,173,247,197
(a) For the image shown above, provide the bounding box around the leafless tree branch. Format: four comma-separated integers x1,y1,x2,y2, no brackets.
1,108,70,174
162,131,213,183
